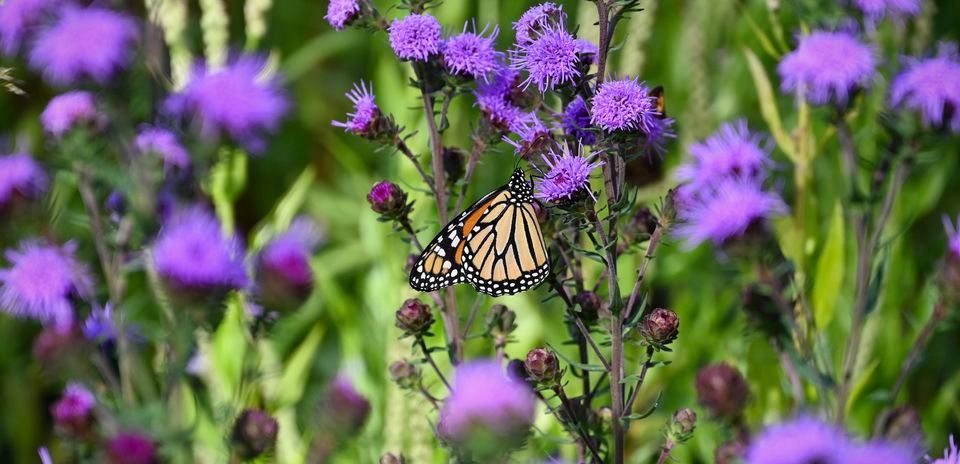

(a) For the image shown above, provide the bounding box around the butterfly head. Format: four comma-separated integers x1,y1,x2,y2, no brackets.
508,168,534,201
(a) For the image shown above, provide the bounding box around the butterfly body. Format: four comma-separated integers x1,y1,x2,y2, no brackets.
409,169,550,296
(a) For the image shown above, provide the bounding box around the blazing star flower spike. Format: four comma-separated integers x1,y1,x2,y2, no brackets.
0,153,47,208
332,81,381,136
778,30,876,106
151,207,248,293
591,77,661,133
41,91,101,137
389,13,442,62
675,177,787,249
324,0,361,31
0,240,92,327
675,120,772,193
513,2,566,45
0,0,58,56
510,24,580,93
534,144,603,203
442,23,502,82
890,43,960,133
135,127,190,168
852,0,920,20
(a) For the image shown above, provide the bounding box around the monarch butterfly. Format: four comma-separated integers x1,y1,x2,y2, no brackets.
409,169,550,296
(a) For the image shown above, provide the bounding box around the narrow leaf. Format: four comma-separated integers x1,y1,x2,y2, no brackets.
743,48,797,161
813,202,845,329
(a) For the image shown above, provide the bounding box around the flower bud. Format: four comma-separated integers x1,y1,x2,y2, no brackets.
485,304,516,338
630,207,658,241
879,406,925,449
639,308,679,347
741,284,788,338
715,440,746,464
380,453,406,464
695,363,750,420
442,147,465,184
667,408,697,442
106,431,157,464
52,383,95,436
574,291,602,324
389,360,421,390
367,181,408,218
524,348,559,384
231,409,279,460
395,298,434,335
256,217,322,311
322,376,370,436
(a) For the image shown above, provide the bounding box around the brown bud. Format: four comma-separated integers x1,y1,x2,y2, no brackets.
574,291,602,324
671,408,697,438
695,363,750,420
395,298,434,335
231,409,279,460
380,453,406,464
715,440,746,464
524,348,559,383
389,360,421,389
639,308,679,346
485,304,516,338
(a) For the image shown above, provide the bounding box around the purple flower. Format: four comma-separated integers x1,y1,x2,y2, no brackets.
745,416,848,464
0,0,58,56
257,217,322,308
151,207,248,293
40,91,101,137
82,303,118,342
890,44,960,133
52,382,95,432
841,441,915,464
944,216,960,260
106,432,157,464
28,6,138,86
166,56,288,153
0,153,47,208
0,240,92,327
438,360,536,451
591,77,660,133
642,115,677,156
135,127,190,168
324,0,360,31
561,95,595,145
930,435,959,464
574,38,598,66
851,0,920,19
389,13,442,62
778,31,876,106
675,177,787,248
513,2,566,45
503,112,553,156
675,120,772,193
323,375,371,433
474,67,525,129
332,81,380,136
442,23,502,81
511,24,580,92
534,144,603,203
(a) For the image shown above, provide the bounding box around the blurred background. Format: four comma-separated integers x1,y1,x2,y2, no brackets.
1,0,959,462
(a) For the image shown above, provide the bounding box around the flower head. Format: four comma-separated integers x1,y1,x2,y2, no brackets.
746,416,848,464
135,127,190,168
675,120,772,192
639,307,680,346
443,23,502,81
575,38,598,66
389,13,442,62
0,0,58,56
513,2,566,45
41,91,101,137
778,31,875,106
695,363,750,420
841,441,915,464
852,0,920,19
166,56,288,153
676,178,787,248
511,24,580,92
325,0,361,30
231,409,279,460
0,153,47,208
151,207,248,293
890,44,960,133
257,217,322,309
396,298,434,335
504,112,553,157
28,6,138,86
106,432,157,464
930,435,959,464
591,77,660,133
0,240,92,327
524,348,559,383
642,115,677,156
82,303,117,342
322,375,371,434
52,383,95,433
475,67,525,129
534,144,603,203
561,95,595,145
332,81,381,136
367,181,408,217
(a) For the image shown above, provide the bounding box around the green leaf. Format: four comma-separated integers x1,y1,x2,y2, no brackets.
251,166,317,250
813,202,845,329
206,147,248,233
743,48,797,162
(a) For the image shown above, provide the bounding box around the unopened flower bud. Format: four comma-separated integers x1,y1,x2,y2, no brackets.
715,440,746,464
231,409,279,460
106,431,157,464
524,348,559,384
367,181,408,218
640,308,679,347
631,207,658,240
442,147,465,184
574,291,602,324
695,363,750,420
485,304,516,338
395,298,434,335
879,406,925,448
668,408,697,441
322,376,371,436
380,453,406,464
389,360,421,389
52,383,95,436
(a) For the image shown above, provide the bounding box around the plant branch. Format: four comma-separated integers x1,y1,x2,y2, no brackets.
889,298,948,402
396,139,437,198
397,216,425,253
623,346,655,414
454,135,486,213
417,336,451,391
550,277,611,371
554,385,604,463
624,221,667,322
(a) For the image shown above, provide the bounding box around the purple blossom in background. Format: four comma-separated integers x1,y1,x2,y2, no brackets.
475,67,524,129
40,91,101,137
574,38,598,66
257,217,322,307
513,2,566,45
28,6,138,86
675,177,786,248
944,216,960,259
890,44,960,133
0,0,57,56
778,31,875,106
745,416,848,464
0,153,47,207
642,115,677,156
675,120,772,193
841,441,915,464
535,145,603,203
591,77,660,133
511,24,580,92
106,432,157,464
442,23,502,81
51,383,95,431
0,240,92,327
503,112,552,155
930,435,958,464
82,303,116,342
135,127,190,168
388,13,442,62
324,375,371,433
324,0,360,31
166,56,288,153
852,0,920,19
561,96,595,145
151,207,248,293
332,81,380,136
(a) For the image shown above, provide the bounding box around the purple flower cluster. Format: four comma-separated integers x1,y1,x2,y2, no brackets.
52,383,95,431
503,112,552,156
106,431,157,464
0,0,57,56
257,217,322,308
513,2,566,45
778,31,875,106
0,153,47,208
0,240,92,327
891,44,960,133
746,416,915,464
151,207,248,293
389,13,442,62
41,91,101,137
511,24,580,92
82,303,117,342
561,96,595,145
591,78,660,133
475,67,525,130
443,23,502,82
675,120,772,193
851,0,920,20
534,144,603,203
332,81,380,136
135,127,190,168
324,0,361,31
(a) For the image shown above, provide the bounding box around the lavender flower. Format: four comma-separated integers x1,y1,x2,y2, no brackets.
642,115,677,156
166,56,288,153
438,360,536,452
574,38,598,66
511,24,580,92
257,217,322,309
82,303,120,343
513,2,566,45
561,95,595,145
0,240,92,327
745,416,848,464
675,120,772,193
534,144,603,203
890,44,960,133
475,67,525,130
778,31,875,106
106,432,157,464
503,112,552,156
930,435,958,464
0,153,47,208
135,127,190,168
324,0,361,31
28,6,138,86
0,0,57,56
591,78,660,133
332,81,381,136
322,375,371,434
388,13,442,62
40,91,101,137
442,23,502,81
151,207,248,293
52,383,95,433
841,441,914,464
675,177,787,248
851,0,920,20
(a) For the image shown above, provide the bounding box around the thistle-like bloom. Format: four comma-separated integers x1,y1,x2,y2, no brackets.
0,153,47,208
166,56,288,153
324,0,360,31
778,31,875,106
106,432,157,464
561,96,595,145
591,77,660,133
675,120,772,192
890,44,960,133
841,441,914,464
82,303,116,342
851,0,920,19
534,145,603,203
675,177,787,248
52,383,95,432
388,13,442,62
322,375,371,434
574,38,598,66
438,360,536,451
0,240,92,327
930,435,959,464
443,23,502,81
135,127,190,168
511,24,580,92
151,207,248,293
513,2,566,45
0,0,57,56
503,112,552,156
475,67,524,129
746,417,848,464
642,116,677,156
40,91,101,137
257,217,322,308
332,81,380,136
29,6,138,86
